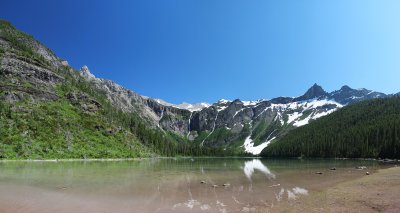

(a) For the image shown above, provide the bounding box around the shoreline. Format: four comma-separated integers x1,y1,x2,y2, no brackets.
0,156,398,163
269,166,400,212
0,156,263,163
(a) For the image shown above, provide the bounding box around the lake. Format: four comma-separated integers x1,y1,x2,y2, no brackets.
0,158,386,212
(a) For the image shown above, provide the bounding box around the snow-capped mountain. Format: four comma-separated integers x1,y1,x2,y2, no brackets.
77,67,387,155
175,84,386,155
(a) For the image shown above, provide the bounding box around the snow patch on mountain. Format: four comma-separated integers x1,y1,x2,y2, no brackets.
287,112,303,124
217,106,228,112
155,99,175,106
153,99,210,111
242,135,276,155
242,100,265,106
293,114,312,127
176,102,211,111
218,99,230,104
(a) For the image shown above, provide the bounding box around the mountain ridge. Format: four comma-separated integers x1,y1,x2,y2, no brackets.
0,19,395,158
77,65,389,155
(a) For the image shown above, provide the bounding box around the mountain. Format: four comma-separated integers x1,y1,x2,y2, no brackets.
0,20,392,158
181,84,386,154
261,97,400,159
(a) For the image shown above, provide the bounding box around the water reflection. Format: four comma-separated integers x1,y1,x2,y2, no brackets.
243,159,276,180
274,187,309,202
287,187,308,200
242,159,309,203
0,159,383,212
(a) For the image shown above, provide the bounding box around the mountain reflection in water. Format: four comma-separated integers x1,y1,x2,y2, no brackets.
243,159,276,180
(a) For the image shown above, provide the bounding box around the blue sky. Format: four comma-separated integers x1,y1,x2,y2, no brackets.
1,0,400,104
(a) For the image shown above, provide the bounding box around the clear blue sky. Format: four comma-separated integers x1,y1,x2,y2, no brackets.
1,0,399,104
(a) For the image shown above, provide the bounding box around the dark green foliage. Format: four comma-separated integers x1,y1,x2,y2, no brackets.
0,20,14,29
262,97,400,159
0,100,151,159
0,47,4,58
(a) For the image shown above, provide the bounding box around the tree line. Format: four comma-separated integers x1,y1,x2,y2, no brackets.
262,97,400,159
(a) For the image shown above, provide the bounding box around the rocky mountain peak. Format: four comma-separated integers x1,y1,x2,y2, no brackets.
80,66,96,80
340,85,352,91
295,83,327,101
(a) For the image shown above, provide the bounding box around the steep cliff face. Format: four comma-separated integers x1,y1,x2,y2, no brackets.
77,66,192,133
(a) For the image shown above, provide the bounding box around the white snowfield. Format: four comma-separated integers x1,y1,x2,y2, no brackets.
175,102,211,112
153,99,211,112
242,135,276,155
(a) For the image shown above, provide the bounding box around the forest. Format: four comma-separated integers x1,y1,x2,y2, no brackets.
262,97,400,159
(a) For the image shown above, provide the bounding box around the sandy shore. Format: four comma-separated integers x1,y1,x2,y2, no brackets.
268,166,400,212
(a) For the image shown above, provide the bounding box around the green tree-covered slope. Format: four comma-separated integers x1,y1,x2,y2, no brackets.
262,97,400,159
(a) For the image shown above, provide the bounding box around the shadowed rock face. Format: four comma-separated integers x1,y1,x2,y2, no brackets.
294,83,327,102
328,85,386,105
0,20,390,154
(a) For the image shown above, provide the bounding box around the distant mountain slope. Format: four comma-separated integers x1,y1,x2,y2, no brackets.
261,97,400,159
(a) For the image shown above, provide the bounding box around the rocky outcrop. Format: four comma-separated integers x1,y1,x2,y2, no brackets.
77,66,192,134
66,92,101,113
294,83,327,101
